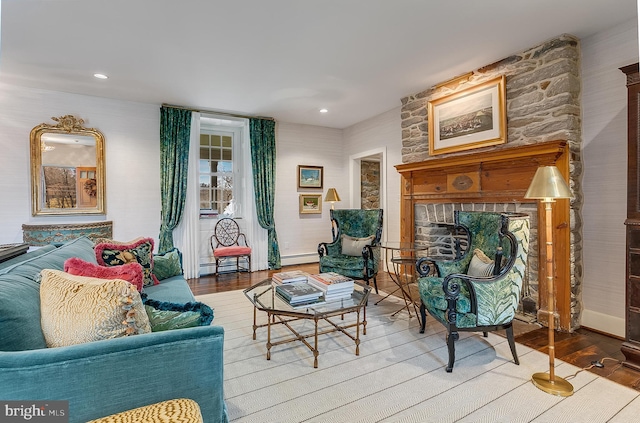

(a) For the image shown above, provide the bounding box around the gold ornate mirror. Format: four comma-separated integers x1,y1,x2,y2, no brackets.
30,115,105,216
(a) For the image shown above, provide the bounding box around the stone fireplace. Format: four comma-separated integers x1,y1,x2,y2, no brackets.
396,34,583,332
396,140,580,331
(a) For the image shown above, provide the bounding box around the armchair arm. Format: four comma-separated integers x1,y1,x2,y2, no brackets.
0,326,227,423
442,271,517,327
416,257,439,277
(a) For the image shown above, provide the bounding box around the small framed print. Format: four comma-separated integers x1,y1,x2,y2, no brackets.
299,194,322,214
297,165,323,189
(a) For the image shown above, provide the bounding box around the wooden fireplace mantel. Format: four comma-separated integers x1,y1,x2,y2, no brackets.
395,140,572,331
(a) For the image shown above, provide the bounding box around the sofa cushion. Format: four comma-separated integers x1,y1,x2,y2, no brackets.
144,275,196,304
95,237,159,287
341,234,374,257
143,295,214,332
152,248,183,280
1,236,97,281
64,257,145,292
0,245,57,273
0,273,47,351
40,269,151,348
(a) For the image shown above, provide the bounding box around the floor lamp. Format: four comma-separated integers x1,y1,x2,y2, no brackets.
524,165,574,396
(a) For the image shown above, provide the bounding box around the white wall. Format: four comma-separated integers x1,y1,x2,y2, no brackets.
0,82,161,246
581,17,639,336
274,122,345,265
343,106,402,244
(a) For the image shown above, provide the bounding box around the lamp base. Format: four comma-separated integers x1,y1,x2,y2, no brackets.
531,372,574,396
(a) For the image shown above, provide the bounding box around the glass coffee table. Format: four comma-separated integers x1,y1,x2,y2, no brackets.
243,279,370,368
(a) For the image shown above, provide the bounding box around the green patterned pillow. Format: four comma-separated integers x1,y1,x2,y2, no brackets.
142,295,213,332
95,237,159,287
152,248,183,281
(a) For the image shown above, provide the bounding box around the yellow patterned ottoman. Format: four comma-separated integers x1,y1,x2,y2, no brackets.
87,398,203,423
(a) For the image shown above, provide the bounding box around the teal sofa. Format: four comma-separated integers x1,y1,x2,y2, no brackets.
0,236,228,423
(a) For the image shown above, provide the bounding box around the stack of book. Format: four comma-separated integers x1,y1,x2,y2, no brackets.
272,270,310,285
275,281,325,308
308,272,355,301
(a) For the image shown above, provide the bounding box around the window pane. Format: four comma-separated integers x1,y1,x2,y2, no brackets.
211,176,217,187
218,161,232,172
200,134,209,146
222,136,232,148
222,149,232,161
199,159,210,173
211,135,221,147
200,147,210,160
199,175,210,187
212,149,221,160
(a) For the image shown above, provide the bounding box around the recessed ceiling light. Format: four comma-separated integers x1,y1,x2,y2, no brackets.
93,73,108,79
319,108,328,113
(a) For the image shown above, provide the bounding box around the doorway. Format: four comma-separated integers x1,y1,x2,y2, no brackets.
349,147,387,241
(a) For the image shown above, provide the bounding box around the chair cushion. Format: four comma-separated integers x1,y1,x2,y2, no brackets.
39,269,151,348
466,249,495,277
213,246,251,258
64,257,144,292
341,234,374,256
418,276,472,314
95,237,159,287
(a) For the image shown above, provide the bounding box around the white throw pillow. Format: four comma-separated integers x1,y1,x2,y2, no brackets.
466,248,495,277
341,234,374,257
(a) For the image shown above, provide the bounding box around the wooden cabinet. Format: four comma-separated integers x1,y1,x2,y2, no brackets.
621,63,640,371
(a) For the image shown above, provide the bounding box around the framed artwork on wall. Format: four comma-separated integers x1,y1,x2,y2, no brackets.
297,165,323,189
428,75,506,156
299,194,322,214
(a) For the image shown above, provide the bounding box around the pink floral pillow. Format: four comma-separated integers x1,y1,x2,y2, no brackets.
64,257,145,292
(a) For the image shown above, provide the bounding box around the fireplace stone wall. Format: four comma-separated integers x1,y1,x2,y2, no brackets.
399,34,583,330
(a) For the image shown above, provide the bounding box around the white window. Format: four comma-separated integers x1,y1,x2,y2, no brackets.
199,123,242,217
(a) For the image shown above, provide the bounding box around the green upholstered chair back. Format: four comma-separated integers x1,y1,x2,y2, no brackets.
330,209,384,244
436,211,511,277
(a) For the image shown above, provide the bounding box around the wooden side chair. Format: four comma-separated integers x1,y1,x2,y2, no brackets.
210,218,251,275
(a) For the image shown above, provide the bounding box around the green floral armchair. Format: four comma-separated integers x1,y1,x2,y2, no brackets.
416,211,530,372
318,209,383,292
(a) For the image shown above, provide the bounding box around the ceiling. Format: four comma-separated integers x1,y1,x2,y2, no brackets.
1,0,637,129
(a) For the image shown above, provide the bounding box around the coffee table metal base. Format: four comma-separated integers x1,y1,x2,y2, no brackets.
251,306,367,368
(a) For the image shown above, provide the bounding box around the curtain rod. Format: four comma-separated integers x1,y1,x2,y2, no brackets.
161,103,275,121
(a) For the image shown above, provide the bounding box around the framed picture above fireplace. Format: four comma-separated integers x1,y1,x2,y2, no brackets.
428,75,506,156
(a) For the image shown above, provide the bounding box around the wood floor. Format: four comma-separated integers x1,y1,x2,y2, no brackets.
189,263,640,392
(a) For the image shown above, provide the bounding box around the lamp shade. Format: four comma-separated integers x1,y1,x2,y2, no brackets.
325,188,341,202
524,166,572,200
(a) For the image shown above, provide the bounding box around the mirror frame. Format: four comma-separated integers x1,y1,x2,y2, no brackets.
30,115,106,216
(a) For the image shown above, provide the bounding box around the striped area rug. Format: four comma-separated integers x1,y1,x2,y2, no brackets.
196,290,640,423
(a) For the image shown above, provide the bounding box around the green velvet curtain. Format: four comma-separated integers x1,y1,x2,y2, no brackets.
250,118,281,269
159,106,192,252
